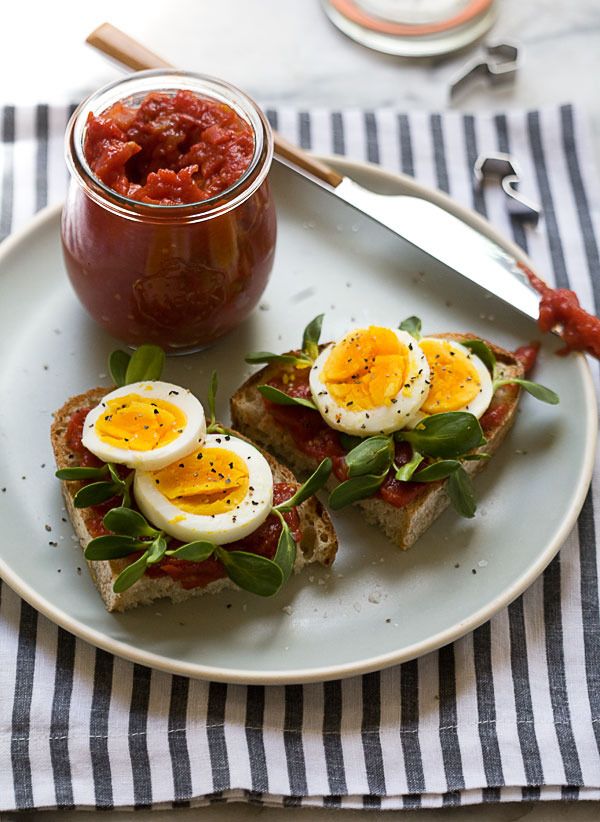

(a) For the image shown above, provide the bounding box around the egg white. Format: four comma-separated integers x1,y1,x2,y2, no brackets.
308,328,431,436
81,381,206,471
408,338,493,426
133,434,274,544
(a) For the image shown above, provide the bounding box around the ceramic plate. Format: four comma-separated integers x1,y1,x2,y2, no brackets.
0,158,596,684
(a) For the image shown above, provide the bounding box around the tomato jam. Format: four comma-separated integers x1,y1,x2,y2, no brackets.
62,71,276,352
522,263,600,359
83,91,254,205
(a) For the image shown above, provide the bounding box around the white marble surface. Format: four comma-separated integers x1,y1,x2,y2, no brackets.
2,0,600,164
2,1,600,818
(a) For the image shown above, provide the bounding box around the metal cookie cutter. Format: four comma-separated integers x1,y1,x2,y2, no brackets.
474,152,542,225
449,43,519,102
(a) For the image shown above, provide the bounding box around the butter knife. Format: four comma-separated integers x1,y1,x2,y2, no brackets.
87,23,541,322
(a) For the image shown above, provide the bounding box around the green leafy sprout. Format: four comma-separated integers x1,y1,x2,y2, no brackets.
245,313,324,370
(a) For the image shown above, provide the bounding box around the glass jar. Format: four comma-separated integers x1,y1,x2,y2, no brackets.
321,0,497,57
62,70,276,353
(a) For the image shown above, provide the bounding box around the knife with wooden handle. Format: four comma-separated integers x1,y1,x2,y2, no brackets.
86,22,541,322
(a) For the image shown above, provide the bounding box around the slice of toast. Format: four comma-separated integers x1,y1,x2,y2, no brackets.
51,387,338,612
231,333,525,550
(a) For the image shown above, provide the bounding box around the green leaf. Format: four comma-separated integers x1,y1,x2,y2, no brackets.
216,547,284,597
113,552,149,593
207,370,218,426
107,463,125,487
462,339,496,374
397,412,486,459
245,351,312,367
302,313,324,361
166,541,216,562
108,349,131,387
394,450,423,482
328,472,387,510
258,384,317,410
103,506,158,538
274,458,333,512
463,453,490,461
55,465,109,480
84,534,142,560
399,316,422,339
339,433,363,452
273,522,297,583
124,344,165,384
345,435,395,478
73,481,119,508
146,534,167,565
494,378,559,405
413,460,461,482
447,466,477,518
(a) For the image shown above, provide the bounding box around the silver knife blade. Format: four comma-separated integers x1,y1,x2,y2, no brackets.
274,151,541,322
334,177,541,321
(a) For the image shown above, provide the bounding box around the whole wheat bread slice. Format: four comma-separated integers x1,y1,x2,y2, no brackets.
51,387,338,612
231,333,525,550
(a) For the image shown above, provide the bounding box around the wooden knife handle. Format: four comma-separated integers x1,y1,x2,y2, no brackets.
86,23,344,189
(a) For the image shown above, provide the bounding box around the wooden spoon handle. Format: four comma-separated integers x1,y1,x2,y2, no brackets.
86,23,344,189
86,23,172,72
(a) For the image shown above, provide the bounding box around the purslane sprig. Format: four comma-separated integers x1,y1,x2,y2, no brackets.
55,464,134,508
205,370,232,435
245,314,324,370
108,343,166,387
328,412,486,515
460,337,559,404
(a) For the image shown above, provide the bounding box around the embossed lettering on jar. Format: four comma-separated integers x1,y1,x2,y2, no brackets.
61,70,276,353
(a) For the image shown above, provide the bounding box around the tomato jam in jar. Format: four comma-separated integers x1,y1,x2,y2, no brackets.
62,70,276,352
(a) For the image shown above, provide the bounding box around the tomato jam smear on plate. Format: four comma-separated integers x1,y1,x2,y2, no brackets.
84,90,255,205
521,263,600,359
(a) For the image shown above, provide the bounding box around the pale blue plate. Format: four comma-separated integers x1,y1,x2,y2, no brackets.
0,158,595,683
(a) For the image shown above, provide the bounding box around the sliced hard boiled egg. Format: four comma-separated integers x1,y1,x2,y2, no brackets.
409,337,493,425
308,326,430,436
81,381,206,471
134,433,273,544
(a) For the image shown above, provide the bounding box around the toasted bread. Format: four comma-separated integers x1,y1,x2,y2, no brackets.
231,334,525,550
51,387,338,612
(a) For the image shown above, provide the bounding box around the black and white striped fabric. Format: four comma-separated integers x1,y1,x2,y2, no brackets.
0,103,599,810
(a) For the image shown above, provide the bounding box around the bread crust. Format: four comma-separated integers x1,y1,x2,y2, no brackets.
231,334,525,550
51,388,338,612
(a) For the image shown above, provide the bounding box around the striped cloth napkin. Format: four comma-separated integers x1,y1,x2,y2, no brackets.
0,103,599,811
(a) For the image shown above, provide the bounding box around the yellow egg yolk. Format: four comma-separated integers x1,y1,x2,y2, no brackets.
321,326,410,411
420,339,481,414
95,394,187,451
150,447,250,516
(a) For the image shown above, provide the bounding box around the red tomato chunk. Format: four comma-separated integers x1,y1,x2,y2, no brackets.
84,91,255,205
